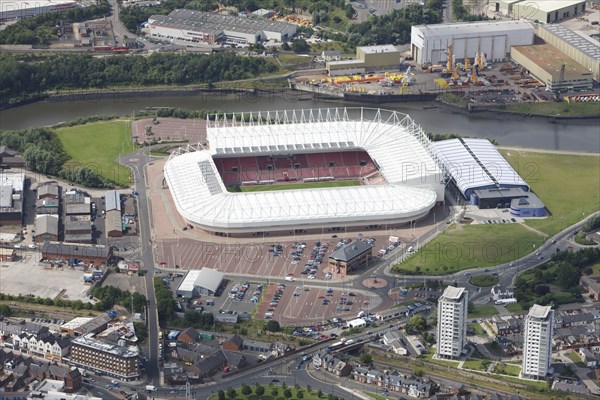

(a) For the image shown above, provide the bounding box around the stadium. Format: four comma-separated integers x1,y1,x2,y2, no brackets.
164,108,446,237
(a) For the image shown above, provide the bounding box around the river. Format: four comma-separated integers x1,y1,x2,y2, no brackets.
1,93,598,152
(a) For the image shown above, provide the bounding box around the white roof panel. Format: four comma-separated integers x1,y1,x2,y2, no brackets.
413,20,533,38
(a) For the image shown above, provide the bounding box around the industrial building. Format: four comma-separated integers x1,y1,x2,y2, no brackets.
522,304,554,379
512,0,585,23
326,45,401,76
537,24,600,82
176,268,225,298
0,172,24,226
410,20,534,65
147,9,296,44
436,286,468,360
0,0,79,22
35,214,60,243
511,44,593,90
70,335,139,381
41,242,113,265
0,146,25,169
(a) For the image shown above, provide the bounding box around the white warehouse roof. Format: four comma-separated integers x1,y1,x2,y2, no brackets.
412,20,533,39
433,138,528,198
164,108,444,233
177,270,202,296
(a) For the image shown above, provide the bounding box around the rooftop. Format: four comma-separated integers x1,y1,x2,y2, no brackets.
540,23,600,62
413,20,533,37
441,286,466,300
104,190,121,212
0,172,24,192
73,334,138,358
149,9,294,35
512,44,591,80
42,242,111,258
359,44,400,54
528,304,552,319
329,240,372,262
520,0,585,13
195,267,224,293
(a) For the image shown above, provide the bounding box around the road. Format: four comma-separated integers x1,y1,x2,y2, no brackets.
119,148,161,384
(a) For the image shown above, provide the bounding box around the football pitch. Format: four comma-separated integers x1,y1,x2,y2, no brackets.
229,180,361,192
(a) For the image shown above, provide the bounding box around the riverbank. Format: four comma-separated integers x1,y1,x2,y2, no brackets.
2,84,597,123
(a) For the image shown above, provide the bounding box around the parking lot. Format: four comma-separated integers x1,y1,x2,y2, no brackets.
0,255,92,302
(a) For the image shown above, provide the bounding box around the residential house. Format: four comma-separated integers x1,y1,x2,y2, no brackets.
581,275,600,301
222,334,244,352
12,333,71,361
177,328,199,345
579,347,599,368
0,146,25,168
321,50,341,61
490,285,514,301
490,315,523,336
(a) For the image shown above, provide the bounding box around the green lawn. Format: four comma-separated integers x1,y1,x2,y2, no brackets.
232,180,360,192
493,362,521,376
506,303,525,313
276,52,313,68
56,121,133,186
497,102,600,117
208,386,320,400
500,150,600,236
463,358,489,371
566,351,586,368
591,263,600,274
468,305,499,319
392,224,545,275
469,274,500,287
471,322,488,336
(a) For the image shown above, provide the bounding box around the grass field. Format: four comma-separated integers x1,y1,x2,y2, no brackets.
593,263,600,274
468,274,500,287
498,102,600,117
208,386,319,400
392,224,545,275
500,150,600,236
468,305,499,319
56,121,133,186
463,358,489,371
276,52,313,68
231,180,361,192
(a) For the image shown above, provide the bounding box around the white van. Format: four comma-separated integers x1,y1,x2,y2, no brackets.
407,246,414,252
285,276,295,282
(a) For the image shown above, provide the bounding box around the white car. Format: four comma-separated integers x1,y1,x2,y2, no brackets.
13,244,21,249
307,274,315,279
28,244,36,249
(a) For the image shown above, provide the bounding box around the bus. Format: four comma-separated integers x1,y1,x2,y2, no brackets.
495,298,517,305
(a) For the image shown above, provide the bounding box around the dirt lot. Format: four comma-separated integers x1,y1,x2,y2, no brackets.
0,254,92,302
102,271,146,295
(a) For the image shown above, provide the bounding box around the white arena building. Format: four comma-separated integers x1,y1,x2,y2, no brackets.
164,108,445,236
411,20,534,65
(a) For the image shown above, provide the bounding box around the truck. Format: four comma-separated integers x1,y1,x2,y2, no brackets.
145,385,157,392
345,339,355,345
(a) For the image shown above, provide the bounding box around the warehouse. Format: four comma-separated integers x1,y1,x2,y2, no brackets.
511,44,593,91
0,0,79,22
176,268,225,298
410,20,534,65
0,172,24,227
41,242,113,265
537,24,600,82
147,9,296,44
512,0,585,23
326,45,401,76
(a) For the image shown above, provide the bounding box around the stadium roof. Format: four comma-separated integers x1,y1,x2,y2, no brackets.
165,108,443,233
433,138,528,197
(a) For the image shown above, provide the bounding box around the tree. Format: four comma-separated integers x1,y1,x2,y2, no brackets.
281,42,291,51
271,387,278,396
406,315,427,333
318,389,323,398
226,387,236,398
557,263,580,289
218,390,226,400
359,353,373,364
297,390,304,399
291,38,309,53
283,388,293,398
266,320,280,332
255,385,265,396
0,304,12,317
241,385,252,395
